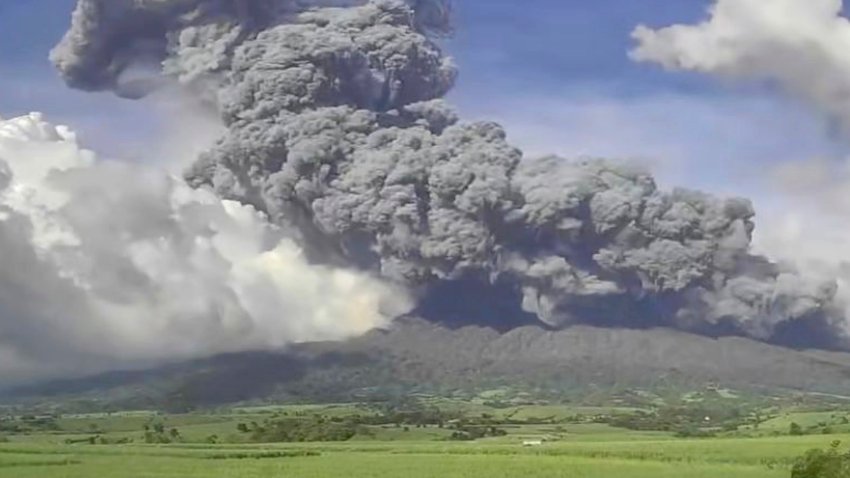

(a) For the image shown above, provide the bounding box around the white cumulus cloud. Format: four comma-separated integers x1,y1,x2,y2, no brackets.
0,113,410,384
631,0,850,130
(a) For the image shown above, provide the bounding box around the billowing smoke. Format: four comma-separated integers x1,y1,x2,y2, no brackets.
49,0,849,349
0,112,408,383
631,0,850,346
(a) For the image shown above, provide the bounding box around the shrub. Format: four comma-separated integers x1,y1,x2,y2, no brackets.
246,417,361,443
791,441,850,478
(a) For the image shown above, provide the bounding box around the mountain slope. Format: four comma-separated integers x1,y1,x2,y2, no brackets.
6,318,850,408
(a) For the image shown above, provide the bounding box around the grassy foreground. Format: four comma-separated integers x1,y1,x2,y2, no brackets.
3,399,849,477
2,431,848,477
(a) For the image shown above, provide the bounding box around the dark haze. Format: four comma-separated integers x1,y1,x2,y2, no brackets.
52,0,847,348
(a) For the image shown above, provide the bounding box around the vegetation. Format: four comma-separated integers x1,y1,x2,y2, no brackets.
0,415,61,434
2,390,850,476
143,421,182,444
791,442,850,478
240,416,364,442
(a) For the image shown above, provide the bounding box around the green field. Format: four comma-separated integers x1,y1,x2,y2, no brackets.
1,434,844,477
1,402,848,477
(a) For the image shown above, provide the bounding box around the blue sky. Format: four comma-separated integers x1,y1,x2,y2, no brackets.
0,0,161,155
0,0,847,198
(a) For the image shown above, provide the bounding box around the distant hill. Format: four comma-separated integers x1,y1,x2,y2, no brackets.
5,318,850,410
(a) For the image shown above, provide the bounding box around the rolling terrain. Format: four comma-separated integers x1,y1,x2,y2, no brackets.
6,319,850,410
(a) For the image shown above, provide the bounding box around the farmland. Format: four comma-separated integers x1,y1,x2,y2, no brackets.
1,399,849,477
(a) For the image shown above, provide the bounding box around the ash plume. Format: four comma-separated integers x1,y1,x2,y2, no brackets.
51,0,849,348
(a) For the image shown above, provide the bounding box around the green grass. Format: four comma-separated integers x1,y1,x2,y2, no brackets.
4,401,849,477
756,411,850,433
0,450,784,478
233,403,371,417
55,413,251,434
2,432,846,477
494,405,641,422
0,451,80,469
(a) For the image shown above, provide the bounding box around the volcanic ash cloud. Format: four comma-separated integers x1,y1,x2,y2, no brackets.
46,0,850,350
